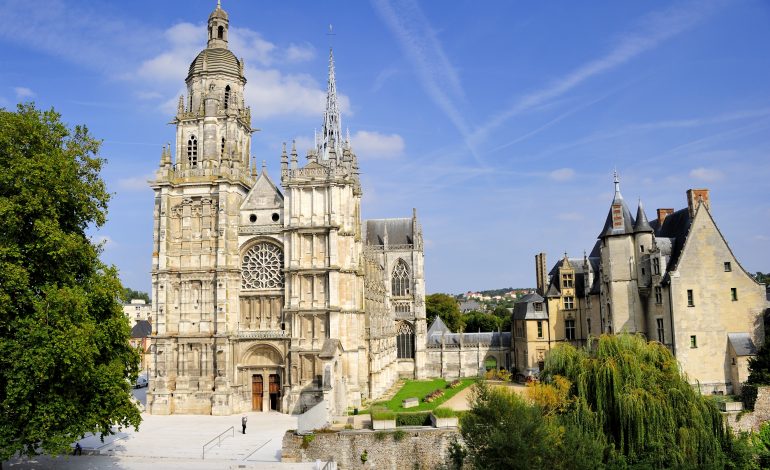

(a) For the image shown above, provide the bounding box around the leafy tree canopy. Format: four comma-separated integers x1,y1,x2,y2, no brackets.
0,104,141,460
747,340,770,386
754,272,769,284
426,293,464,332
462,311,502,333
543,334,737,468
121,287,150,304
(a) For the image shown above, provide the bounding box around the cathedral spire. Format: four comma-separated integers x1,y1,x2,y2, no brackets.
317,48,343,161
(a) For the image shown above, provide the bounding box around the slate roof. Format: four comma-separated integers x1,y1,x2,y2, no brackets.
545,257,600,297
131,320,152,338
599,186,635,238
728,333,758,356
655,208,692,274
459,299,482,312
364,218,414,246
512,293,548,320
633,201,653,233
427,316,451,336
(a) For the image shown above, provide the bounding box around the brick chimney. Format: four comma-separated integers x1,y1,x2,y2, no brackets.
657,208,674,226
686,189,710,217
535,253,547,296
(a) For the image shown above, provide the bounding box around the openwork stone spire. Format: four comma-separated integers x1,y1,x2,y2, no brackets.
318,48,343,161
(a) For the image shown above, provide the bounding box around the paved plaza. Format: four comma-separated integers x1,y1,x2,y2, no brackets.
4,389,321,470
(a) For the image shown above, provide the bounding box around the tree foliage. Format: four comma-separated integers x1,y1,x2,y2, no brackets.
747,340,770,386
543,334,735,468
0,104,141,459
462,311,502,333
426,293,464,332
460,382,604,470
121,287,150,304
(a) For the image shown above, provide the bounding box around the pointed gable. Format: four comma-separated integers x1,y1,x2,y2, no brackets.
241,170,283,211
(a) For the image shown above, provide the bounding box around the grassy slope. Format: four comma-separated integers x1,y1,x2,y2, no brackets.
376,378,476,412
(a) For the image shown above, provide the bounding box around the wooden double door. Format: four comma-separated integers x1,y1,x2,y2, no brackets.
251,373,280,412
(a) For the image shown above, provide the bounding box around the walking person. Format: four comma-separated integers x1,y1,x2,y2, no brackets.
242,415,247,434
73,443,82,456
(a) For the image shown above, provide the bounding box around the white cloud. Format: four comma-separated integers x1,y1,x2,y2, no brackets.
14,87,35,99
351,130,405,159
286,43,315,63
689,167,723,182
549,168,575,181
244,67,350,120
136,91,164,100
754,235,770,242
117,174,154,191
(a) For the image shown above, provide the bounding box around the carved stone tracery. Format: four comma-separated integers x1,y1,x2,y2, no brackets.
241,242,284,289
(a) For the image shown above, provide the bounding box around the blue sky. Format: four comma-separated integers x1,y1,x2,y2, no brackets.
1,0,769,294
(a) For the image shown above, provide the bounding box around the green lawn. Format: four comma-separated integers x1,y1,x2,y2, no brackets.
375,378,476,412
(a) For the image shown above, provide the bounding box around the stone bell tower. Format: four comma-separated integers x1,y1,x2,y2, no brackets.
147,0,258,415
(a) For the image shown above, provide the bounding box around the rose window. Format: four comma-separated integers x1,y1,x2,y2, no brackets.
241,242,284,289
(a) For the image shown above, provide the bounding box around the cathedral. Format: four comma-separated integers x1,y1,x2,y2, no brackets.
146,2,428,415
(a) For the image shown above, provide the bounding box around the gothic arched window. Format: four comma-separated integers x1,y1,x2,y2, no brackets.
241,242,284,289
391,259,410,297
187,135,198,167
224,85,231,110
397,321,414,359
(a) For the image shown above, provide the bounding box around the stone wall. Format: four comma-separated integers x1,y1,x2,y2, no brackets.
726,386,770,433
282,428,459,469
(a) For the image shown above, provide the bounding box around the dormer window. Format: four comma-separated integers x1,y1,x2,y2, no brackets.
561,273,574,288
534,302,543,312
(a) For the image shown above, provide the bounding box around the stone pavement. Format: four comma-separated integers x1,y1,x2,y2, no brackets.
4,409,322,470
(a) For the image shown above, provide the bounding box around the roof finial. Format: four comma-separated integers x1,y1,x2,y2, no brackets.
217,0,221,8
262,159,266,172
613,168,620,194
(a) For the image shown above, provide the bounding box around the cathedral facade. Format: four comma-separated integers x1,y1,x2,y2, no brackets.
146,3,428,415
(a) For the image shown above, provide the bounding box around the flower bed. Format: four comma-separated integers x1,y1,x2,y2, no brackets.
423,388,445,403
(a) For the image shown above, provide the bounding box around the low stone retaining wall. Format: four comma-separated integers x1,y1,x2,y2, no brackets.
726,386,770,432
282,427,460,469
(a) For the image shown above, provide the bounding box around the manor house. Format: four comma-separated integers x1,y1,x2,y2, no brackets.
515,175,767,394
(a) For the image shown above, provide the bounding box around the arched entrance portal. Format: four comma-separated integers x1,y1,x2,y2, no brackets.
240,345,284,412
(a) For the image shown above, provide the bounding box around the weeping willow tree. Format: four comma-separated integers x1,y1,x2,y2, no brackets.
543,333,731,468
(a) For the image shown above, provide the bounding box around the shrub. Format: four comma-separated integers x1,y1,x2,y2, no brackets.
484,369,497,380
396,412,431,426
374,431,388,441
496,369,512,382
432,408,457,418
301,433,315,449
742,384,758,411
392,430,407,441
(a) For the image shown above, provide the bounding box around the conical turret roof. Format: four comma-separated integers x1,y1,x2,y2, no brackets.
598,171,635,238
633,199,653,233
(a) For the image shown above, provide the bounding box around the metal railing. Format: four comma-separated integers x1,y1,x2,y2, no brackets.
322,459,337,470
202,425,234,459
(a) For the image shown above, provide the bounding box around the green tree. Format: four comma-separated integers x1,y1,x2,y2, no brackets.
459,382,604,470
426,293,464,332
543,334,735,468
462,311,502,332
121,287,150,304
0,104,141,460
